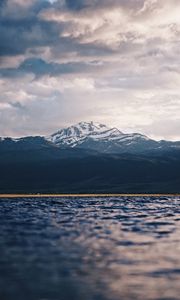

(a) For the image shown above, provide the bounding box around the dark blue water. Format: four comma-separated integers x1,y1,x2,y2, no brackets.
0,196,180,300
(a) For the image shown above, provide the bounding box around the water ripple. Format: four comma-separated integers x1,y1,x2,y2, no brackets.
0,196,180,300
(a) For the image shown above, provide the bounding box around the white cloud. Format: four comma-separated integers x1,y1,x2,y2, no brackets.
1,0,180,139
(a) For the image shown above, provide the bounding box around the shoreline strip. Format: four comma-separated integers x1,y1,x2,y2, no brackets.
0,194,180,198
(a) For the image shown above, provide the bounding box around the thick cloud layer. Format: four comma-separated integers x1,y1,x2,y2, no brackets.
0,0,180,139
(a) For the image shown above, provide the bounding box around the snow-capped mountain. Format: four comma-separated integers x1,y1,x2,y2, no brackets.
1,121,180,194
1,121,180,154
47,121,124,147
46,121,179,153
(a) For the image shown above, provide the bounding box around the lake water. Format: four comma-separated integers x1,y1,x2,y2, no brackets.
0,196,180,300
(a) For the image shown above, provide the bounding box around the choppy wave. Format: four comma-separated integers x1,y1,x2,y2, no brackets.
0,196,180,300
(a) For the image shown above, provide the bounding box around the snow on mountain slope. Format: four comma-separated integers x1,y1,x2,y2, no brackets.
1,121,180,154
47,121,125,147
46,121,156,153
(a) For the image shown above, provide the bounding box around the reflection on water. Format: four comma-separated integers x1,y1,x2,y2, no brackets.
0,196,180,300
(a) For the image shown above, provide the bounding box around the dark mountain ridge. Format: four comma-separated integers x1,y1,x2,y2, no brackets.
0,122,180,193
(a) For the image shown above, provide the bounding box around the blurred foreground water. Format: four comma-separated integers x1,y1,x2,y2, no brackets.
0,196,180,300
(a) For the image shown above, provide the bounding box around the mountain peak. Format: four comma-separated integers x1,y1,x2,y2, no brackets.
1,121,180,155
46,121,162,153
47,121,124,147
74,121,111,133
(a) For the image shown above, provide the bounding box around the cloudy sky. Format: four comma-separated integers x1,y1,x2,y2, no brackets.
0,0,180,140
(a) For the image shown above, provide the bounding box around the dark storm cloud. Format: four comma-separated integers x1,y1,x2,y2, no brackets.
0,1,61,57
0,0,143,62
0,18,62,56
65,0,86,10
0,0,154,61
0,57,101,77
0,0,114,70
65,0,145,10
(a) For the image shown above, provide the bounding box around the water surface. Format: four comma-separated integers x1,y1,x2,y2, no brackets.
0,196,180,300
